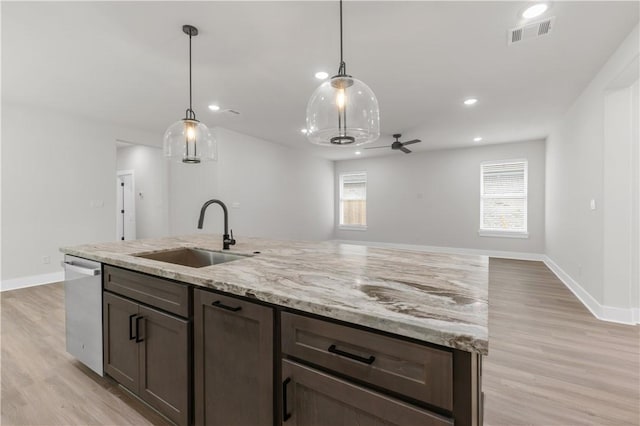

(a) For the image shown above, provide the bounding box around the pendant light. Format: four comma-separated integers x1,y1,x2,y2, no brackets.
163,25,216,163
305,0,380,146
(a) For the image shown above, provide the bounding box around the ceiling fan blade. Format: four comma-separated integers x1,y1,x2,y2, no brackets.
365,146,390,150
399,147,412,154
401,139,421,146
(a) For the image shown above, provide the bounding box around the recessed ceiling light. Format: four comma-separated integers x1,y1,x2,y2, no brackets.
355,151,362,155
301,128,308,134
208,104,220,111
474,137,483,142
522,3,548,19
314,71,329,80
464,98,478,106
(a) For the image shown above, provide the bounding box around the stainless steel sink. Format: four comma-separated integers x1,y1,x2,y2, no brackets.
134,247,251,268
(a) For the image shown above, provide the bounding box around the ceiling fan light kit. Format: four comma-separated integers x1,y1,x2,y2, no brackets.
305,0,380,147
163,25,216,164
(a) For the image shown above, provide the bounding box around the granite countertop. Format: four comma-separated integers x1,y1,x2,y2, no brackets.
61,234,488,354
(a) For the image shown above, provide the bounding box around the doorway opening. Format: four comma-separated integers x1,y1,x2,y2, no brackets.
115,139,169,240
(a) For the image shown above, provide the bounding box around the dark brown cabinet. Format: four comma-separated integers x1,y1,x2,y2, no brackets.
194,289,273,426
138,305,190,426
103,269,190,426
281,312,453,411
103,291,140,393
280,312,480,425
281,359,452,426
101,265,479,426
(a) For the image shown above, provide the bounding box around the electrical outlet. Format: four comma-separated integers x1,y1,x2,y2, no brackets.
231,202,240,209
42,256,50,264
590,199,596,210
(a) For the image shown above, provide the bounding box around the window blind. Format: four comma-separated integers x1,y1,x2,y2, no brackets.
480,160,527,232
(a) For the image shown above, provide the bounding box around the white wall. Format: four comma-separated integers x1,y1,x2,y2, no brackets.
634,79,640,314
116,144,169,239
334,140,546,255
546,25,639,321
169,127,334,242
1,103,162,284
604,83,636,310
1,104,332,287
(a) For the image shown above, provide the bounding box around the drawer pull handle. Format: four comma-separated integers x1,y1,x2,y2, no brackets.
211,300,242,312
282,377,292,421
135,316,144,343
129,314,137,340
328,344,375,365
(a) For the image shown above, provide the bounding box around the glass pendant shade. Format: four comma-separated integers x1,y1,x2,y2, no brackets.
164,25,215,164
163,118,216,163
306,75,380,146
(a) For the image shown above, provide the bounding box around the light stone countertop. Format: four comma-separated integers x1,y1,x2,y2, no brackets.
61,234,488,354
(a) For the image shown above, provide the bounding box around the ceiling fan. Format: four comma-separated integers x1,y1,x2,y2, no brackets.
365,134,422,154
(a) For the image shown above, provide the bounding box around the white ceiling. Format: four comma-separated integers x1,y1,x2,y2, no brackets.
2,1,638,160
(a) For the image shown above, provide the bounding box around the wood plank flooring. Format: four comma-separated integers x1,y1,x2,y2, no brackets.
1,259,638,425
1,283,169,426
483,259,640,425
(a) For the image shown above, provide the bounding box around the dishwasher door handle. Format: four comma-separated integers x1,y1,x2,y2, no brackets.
62,261,101,276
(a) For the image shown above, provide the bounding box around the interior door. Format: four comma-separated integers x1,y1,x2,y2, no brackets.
116,172,136,241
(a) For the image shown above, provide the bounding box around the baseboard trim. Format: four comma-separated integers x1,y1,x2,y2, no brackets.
332,239,546,261
1,271,64,292
543,256,638,325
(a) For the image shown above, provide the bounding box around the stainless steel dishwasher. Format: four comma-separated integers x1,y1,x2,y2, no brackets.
63,255,103,376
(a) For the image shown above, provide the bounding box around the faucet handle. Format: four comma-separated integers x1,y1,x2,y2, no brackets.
229,229,236,246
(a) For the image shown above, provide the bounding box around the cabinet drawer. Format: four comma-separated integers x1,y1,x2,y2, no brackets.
281,359,452,426
104,266,189,317
281,312,453,411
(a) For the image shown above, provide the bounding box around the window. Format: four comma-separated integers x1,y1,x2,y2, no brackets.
480,160,528,237
339,172,367,229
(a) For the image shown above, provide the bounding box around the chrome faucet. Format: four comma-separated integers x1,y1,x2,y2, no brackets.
197,199,236,250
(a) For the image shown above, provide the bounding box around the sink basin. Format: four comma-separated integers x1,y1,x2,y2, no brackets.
134,247,251,268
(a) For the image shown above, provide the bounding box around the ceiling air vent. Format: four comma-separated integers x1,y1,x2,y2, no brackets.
508,17,555,45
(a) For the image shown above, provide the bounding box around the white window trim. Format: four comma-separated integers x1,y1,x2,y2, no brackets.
338,224,368,231
339,171,367,229
479,159,529,238
478,230,529,238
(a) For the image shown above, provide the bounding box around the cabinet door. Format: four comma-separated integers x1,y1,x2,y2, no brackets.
103,292,140,393
194,290,273,426
281,360,452,426
138,305,190,426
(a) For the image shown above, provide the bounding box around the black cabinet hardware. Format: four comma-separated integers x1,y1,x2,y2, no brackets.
282,377,292,421
327,344,375,365
211,300,242,312
135,316,144,343
129,314,137,340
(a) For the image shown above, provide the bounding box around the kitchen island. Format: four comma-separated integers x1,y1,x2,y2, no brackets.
61,234,488,426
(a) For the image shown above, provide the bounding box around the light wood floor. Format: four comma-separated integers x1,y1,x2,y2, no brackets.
1,259,638,425
483,259,640,425
1,283,169,426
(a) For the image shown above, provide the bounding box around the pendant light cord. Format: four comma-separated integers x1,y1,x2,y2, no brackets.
189,31,192,112
338,0,346,76
186,31,196,120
